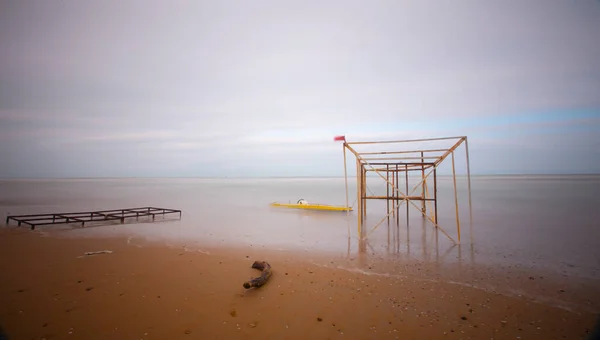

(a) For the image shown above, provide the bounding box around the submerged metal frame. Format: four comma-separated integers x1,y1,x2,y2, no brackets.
6,207,182,230
340,136,472,244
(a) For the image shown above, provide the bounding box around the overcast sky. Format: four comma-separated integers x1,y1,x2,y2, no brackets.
1,0,599,178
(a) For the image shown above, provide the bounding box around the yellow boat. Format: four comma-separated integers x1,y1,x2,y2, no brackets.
270,199,353,212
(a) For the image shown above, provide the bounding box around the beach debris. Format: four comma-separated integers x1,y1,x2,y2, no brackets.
243,261,272,289
6,207,182,230
78,250,113,258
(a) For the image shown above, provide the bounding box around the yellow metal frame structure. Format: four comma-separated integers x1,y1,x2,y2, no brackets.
340,136,473,244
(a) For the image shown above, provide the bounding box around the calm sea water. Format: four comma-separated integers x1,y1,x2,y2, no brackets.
1,176,599,281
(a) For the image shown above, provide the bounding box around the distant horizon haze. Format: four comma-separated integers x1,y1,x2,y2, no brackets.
1,173,600,180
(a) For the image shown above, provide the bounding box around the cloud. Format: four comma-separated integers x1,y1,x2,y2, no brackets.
1,0,599,177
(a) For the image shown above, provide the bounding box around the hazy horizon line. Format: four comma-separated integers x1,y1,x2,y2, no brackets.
1,173,599,181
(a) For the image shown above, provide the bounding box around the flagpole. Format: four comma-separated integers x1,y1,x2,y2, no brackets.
342,142,350,212
335,135,351,238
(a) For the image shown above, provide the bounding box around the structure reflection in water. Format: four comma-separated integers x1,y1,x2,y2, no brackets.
349,210,476,271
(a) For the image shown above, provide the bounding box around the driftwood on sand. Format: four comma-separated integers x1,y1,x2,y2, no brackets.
78,250,113,258
243,261,272,289
84,250,113,256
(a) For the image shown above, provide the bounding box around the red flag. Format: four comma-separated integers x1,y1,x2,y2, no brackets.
333,135,346,142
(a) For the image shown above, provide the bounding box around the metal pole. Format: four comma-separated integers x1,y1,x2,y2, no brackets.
433,166,438,226
464,137,475,263
452,151,461,243
421,151,426,215
405,163,409,227
356,159,362,237
362,164,367,219
396,164,400,225
343,144,350,236
386,164,390,222
393,165,397,223
464,137,473,228
391,165,395,220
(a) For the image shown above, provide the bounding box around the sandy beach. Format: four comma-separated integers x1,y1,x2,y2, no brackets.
0,227,597,340
2,0,600,337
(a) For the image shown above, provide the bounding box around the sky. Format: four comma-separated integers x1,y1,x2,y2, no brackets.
1,0,599,178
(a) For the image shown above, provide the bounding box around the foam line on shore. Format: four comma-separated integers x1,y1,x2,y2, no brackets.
311,261,597,314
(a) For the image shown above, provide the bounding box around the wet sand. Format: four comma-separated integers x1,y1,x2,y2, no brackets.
0,228,597,340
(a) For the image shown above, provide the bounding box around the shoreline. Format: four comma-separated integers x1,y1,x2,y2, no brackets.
41,224,600,315
1,228,598,339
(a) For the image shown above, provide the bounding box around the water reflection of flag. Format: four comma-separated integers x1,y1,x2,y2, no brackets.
333,135,346,142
